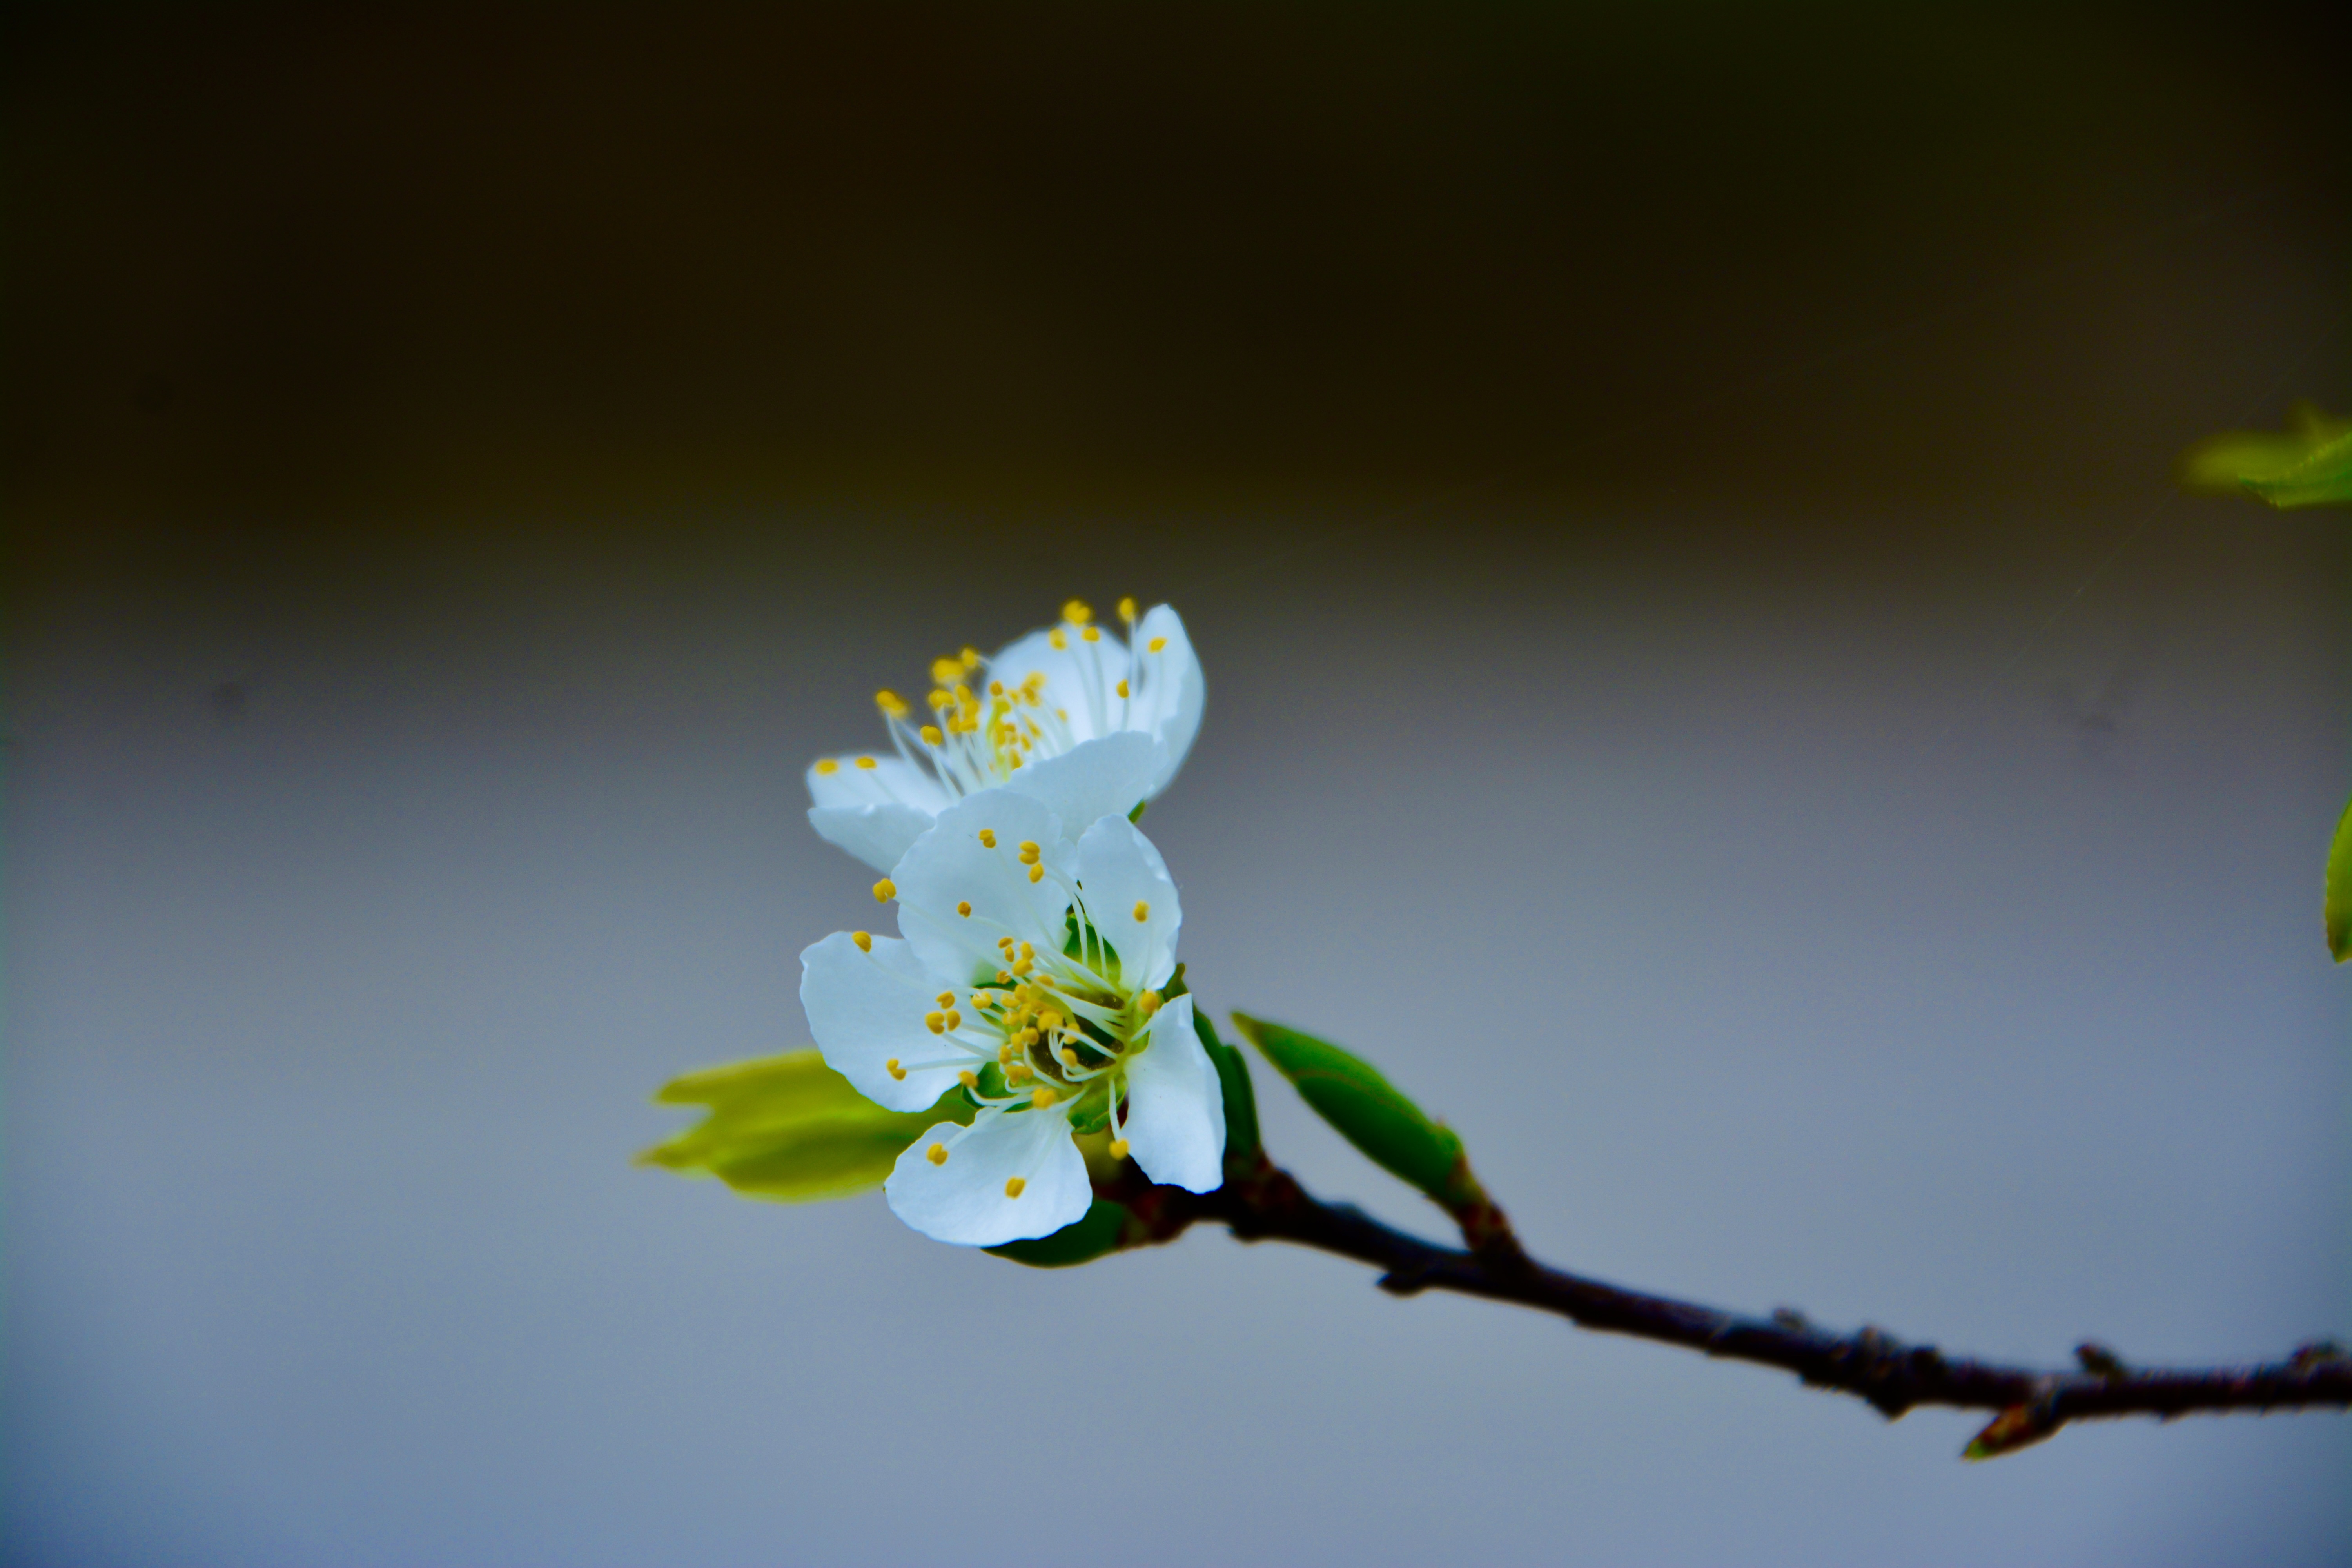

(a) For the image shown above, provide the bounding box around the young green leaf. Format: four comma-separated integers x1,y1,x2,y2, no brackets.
985,1198,1133,1267
2326,793,2352,963
637,1050,973,1204
2178,402,2352,509
1194,1011,1262,1171
1229,1013,1464,1201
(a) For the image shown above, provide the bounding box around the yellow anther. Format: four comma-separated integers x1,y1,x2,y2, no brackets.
1081,626,1100,643
1006,755,1023,771
936,991,955,1009
1058,1047,1078,1068
1019,942,1035,960
875,689,909,718
979,828,997,848
956,900,972,917
958,1069,978,1089
886,1058,906,1080
988,679,1005,698
927,688,953,711
931,656,963,686
996,969,1014,984
945,1009,962,1031
1017,840,1041,863
960,646,981,670
1117,596,1138,622
1132,900,1150,922
1049,628,1067,650
953,682,974,703
1148,637,1167,653
920,724,943,747
925,1012,945,1034
814,757,840,775
1027,863,1044,884
1011,957,1033,976
854,755,877,770
873,879,896,903
1116,679,1129,698
1030,1087,1056,1110
927,1142,949,1165
1055,707,1068,720
1018,1027,1041,1047
1063,599,1092,625
851,931,871,952
1023,671,1047,693
1139,991,1163,1016
997,1043,1012,1064
1108,1138,1131,1159
1004,1176,1027,1199
1008,1061,1033,1083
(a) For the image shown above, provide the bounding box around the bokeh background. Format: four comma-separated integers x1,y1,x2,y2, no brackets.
5,4,2349,1563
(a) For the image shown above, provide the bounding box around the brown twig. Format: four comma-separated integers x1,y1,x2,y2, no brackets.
1107,1154,2352,1457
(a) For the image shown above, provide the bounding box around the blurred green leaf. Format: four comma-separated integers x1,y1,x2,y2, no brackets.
2179,402,2352,508
1230,1013,1464,1202
637,1050,972,1204
2327,794,2352,964
1197,1011,1262,1172
985,1198,1132,1267
1962,1404,2059,1461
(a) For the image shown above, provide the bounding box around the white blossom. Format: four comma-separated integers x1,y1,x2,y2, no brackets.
806,599,1203,873
798,786,1225,1246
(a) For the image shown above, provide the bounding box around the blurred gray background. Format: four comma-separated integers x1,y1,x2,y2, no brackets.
5,5,2349,1564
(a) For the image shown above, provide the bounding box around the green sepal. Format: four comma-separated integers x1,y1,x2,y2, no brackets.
1195,1011,1262,1170
2178,403,2352,509
2327,793,2352,963
1230,1013,1463,1201
1067,1085,1113,1136
637,1050,973,1204
1128,799,1148,823
985,1198,1133,1267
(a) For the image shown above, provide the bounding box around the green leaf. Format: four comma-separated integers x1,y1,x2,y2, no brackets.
637,1050,972,1204
2179,403,2352,509
1194,1011,1262,1171
985,1198,1132,1267
2327,794,2352,964
1229,1013,1464,1202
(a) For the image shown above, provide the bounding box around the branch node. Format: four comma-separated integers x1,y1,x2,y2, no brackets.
2074,1341,2128,1379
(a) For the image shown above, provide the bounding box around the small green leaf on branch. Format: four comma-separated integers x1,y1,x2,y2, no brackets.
2326,793,2352,963
985,1198,1134,1268
2178,402,2352,510
1229,1013,1469,1204
1963,1402,2062,1461
637,1050,973,1203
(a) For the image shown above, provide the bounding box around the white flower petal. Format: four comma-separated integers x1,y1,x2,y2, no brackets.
1003,731,1164,845
1132,604,1204,792
799,931,971,1112
807,756,953,813
885,1105,1093,1246
1073,814,1181,991
1119,995,1224,1193
988,628,1133,746
890,788,1075,985
807,802,935,874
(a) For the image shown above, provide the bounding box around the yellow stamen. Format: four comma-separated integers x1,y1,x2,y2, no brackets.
1030,1087,1055,1110
1081,626,1100,643
814,757,840,775
958,1070,978,1089
979,828,997,848
1109,1138,1131,1159
932,656,963,686
927,687,953,710
997,1044,1012,1065
1011,957,1033,975
873,879,896,903
1008,1061,1033,1083
924,1012,945,1034
1019,943,1035,960
886,1058,906,1080
1027,864,1044,884
988,679,1005,697
1017,840,1040,863
936,991,955,1009
956,900,972,917
854,755,878,769
1116,679,1129,698
1148,637,1167,652
944,1009,961,1031
1004,1176,1026,1198
1063,599,1092,625
960,646,981,670
1132,900,1150,921
996,969,1014,983
875,689,909,718
920,724,943,746
1058,1047,1078,1068
1049,628,1067,650
851,931,871,952
1138,991,1163,1016
1117,596,1138,622
927,1142,949,1165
